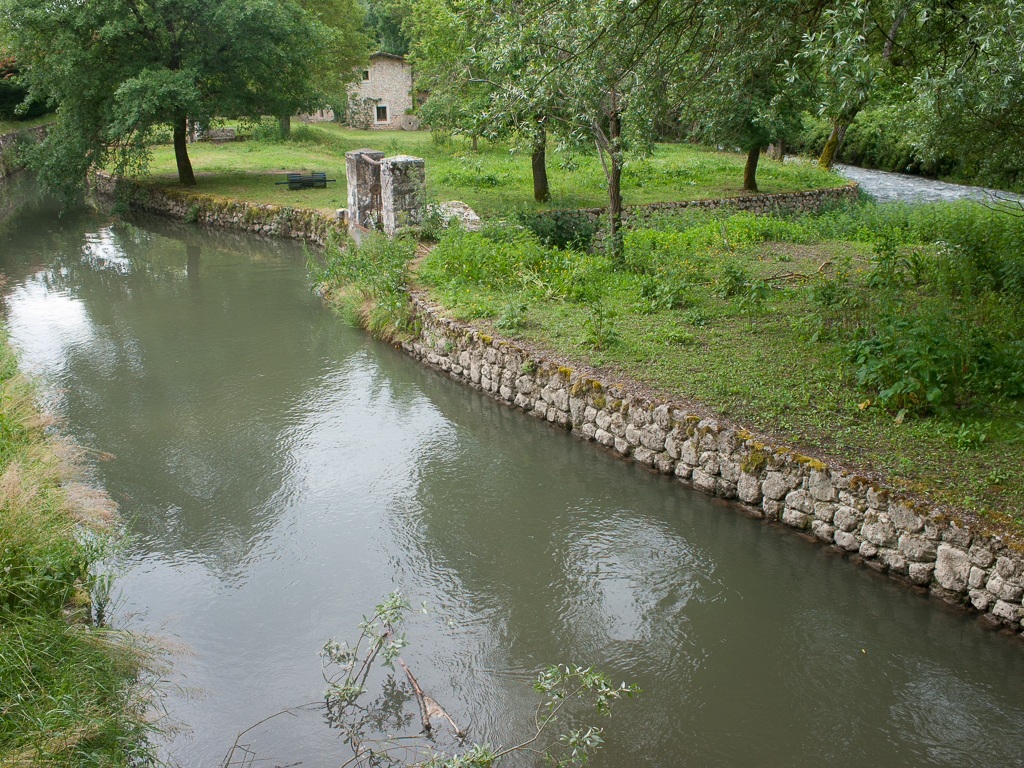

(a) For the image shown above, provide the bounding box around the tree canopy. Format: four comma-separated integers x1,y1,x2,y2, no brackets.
0,0,364,196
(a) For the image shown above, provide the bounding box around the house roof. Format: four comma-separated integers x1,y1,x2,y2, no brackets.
368,51,408,63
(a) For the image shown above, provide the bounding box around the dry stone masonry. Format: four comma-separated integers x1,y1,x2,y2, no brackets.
401,292,1024,639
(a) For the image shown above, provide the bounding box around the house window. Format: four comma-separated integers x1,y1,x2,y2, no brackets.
375,105,388,123
362,70,369,81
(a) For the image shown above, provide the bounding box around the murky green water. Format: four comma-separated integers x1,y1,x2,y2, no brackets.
3,186,1024,767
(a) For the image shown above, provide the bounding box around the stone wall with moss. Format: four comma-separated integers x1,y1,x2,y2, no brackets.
544,182,862,230
91,171,345,246
401,291,1024,639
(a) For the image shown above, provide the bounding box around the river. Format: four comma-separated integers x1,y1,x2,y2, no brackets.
2,184,1024,767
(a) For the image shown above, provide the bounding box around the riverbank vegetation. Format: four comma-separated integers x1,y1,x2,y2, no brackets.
137,122,841,218
0,337,168,767
318,196,1024,532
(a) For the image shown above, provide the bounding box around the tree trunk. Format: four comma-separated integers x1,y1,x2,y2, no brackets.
471,134,478,151
174,115,196,187
769,138,786,162
532,118,550,203
818,118,851,170
742,145,760,192
606,110,623,263
279,115,291,139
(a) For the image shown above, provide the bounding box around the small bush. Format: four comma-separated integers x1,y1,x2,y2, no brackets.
514,208,597,251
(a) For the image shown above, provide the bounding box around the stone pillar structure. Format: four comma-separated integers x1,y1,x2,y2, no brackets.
381,155,425,236
345,148,384,234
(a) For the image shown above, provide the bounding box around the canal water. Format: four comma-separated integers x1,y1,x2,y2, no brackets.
2,187,1024,767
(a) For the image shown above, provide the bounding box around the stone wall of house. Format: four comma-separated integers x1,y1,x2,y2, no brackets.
91,171,345,246
349,55,413,130
399,291,1024,639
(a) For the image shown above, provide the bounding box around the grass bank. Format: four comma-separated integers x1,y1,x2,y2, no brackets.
316,197,1024,537
138,122,841,217
0,335,168,767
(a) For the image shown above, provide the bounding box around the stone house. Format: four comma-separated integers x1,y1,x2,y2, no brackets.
347,52,413,130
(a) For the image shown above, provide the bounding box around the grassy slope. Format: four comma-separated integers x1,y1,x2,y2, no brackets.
0,338,166,767
414,208,1024,536
138,123,842,217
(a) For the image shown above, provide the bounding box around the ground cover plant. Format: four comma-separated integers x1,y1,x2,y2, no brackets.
404,197,1024,531
137,121,841,217
0,336,169,767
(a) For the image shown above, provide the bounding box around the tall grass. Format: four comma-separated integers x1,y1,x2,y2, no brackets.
0,336,170,768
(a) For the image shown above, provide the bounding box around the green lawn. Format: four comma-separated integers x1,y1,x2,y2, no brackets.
139,121,843,217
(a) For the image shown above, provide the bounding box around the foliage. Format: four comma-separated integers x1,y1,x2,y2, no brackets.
314,592,639,768
314,233,417,337
514,208,597,252
0,336,170,768
0,0,361,195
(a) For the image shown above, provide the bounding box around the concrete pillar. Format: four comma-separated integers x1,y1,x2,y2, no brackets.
381,155,425,236
345,148,384,234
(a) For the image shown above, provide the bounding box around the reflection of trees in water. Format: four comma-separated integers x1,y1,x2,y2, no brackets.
6,206,362,574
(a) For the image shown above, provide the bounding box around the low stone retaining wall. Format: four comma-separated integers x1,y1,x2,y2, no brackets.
91,172,345,247
547,182,861,230
401,292,1024,639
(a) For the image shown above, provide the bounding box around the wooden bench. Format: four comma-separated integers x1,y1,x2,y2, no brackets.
275,171,335,190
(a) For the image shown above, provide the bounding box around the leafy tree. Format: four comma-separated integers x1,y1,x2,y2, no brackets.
361,0,413,56
0,0,357,197
469,0,707,259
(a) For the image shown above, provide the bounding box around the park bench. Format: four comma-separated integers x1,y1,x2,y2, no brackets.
275,171,335,190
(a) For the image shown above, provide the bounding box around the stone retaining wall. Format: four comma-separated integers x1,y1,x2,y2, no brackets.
546,182,861,231
91,172,345,247
401,292,1024,639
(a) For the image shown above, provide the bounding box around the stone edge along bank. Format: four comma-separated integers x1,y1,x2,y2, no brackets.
89,171,1024,641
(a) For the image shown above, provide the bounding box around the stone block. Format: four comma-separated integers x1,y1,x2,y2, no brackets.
680,440,699,466
942,523,972,549
382,155,425,235
889,503,924,533
970,589,994,611
762,498,782,520
909,562,935,586
811,520,835,543
782,508,811,529
737,472,762,504
654,452,674,474
862,517,898,548
692,468,717,494
878,548,908,575
699,452,720,476
859,541,879,559
897,534,937,563
664,432,682,460
808,468,837,502
610,412,626,437
985,574,1024,603
969,545,995,568
995,556,1021,581
624,423,643,447
866,487,889,510
762,471,791,501
814,502,836,523
640,424,667,451
934,544,971,592
968,566,988,589
716,479,737,499
785,490,813,514
675,462,693,480
579,423,597,441
633,447,656,467
720,459,741,483
595,410,612,431
992,600,1024,625
834,530,859,551
614,437,630,455
595,428,614,447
